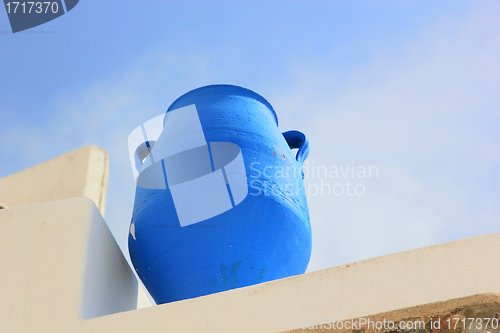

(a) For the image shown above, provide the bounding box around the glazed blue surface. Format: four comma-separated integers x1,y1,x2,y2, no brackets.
129,84,311,304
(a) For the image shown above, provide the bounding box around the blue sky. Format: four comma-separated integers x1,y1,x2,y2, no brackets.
1,0,499,290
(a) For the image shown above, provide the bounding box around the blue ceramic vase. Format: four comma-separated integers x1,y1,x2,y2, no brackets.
129,84,311,304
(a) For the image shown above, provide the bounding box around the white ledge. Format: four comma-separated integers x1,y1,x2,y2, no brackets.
0,197,498,333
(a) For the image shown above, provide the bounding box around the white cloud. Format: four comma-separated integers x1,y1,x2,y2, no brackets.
271,2,500,270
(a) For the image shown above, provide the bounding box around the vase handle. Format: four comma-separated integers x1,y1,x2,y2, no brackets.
282,130,309,167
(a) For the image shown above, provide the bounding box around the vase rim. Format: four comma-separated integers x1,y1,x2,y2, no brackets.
166,84,278,126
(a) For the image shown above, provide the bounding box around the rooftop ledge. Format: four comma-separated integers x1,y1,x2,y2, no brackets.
0,197,498,333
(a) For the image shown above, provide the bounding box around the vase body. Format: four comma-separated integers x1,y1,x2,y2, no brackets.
129,84,311,304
